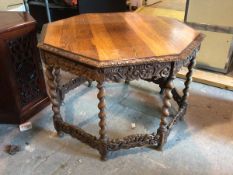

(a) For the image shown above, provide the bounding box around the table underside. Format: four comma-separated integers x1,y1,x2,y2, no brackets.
41,47,198,160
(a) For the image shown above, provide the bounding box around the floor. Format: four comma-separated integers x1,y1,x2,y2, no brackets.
0,79,233,175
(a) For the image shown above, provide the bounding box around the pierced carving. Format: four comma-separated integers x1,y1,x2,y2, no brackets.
57,120,99,149
107,133,160,151
7,32,43,107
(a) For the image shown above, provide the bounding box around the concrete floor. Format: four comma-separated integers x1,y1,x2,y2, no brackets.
0,79,233,175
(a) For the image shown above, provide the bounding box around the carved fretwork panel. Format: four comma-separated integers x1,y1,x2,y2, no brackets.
7,32,43,108
103,62,172,82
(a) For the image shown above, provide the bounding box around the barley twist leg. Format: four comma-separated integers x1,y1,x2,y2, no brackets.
180,57,196,120
97,81,108,160
54,67,64,104
45,65,63,137
182,57,196,104
157,75,175,150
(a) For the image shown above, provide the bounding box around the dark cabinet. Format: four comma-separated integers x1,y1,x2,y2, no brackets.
0,11,49,124
78,0,127,14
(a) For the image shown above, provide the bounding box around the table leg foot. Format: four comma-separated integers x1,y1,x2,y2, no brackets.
156,129,168,151
53,118,64,137
156,146,163,151
99,148,108,161
56,131,64,137
179,115,184,121
100,155,107,161
125,80,130,84
88,80,92,87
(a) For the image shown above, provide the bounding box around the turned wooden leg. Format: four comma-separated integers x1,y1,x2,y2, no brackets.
182,57,196,104
45,65,63,137
97,81,108,160
157,75,175,150
54,67,64,104
180,57,196,120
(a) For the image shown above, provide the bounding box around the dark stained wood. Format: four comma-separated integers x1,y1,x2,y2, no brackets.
39,12,204,160
39,12,202,67
78,0,127,14
0,11,49,124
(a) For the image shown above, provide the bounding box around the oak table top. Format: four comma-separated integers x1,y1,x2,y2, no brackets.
38,12,204,68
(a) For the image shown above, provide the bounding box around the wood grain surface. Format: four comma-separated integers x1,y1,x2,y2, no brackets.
40,12,202,64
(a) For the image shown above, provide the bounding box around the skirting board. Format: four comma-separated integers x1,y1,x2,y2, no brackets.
177,68,233,91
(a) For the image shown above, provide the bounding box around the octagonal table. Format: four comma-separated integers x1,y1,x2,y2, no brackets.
38,12,204,160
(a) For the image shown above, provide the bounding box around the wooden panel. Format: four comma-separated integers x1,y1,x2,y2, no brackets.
195,30,233,72
42,12,200,62
187,0,233,27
